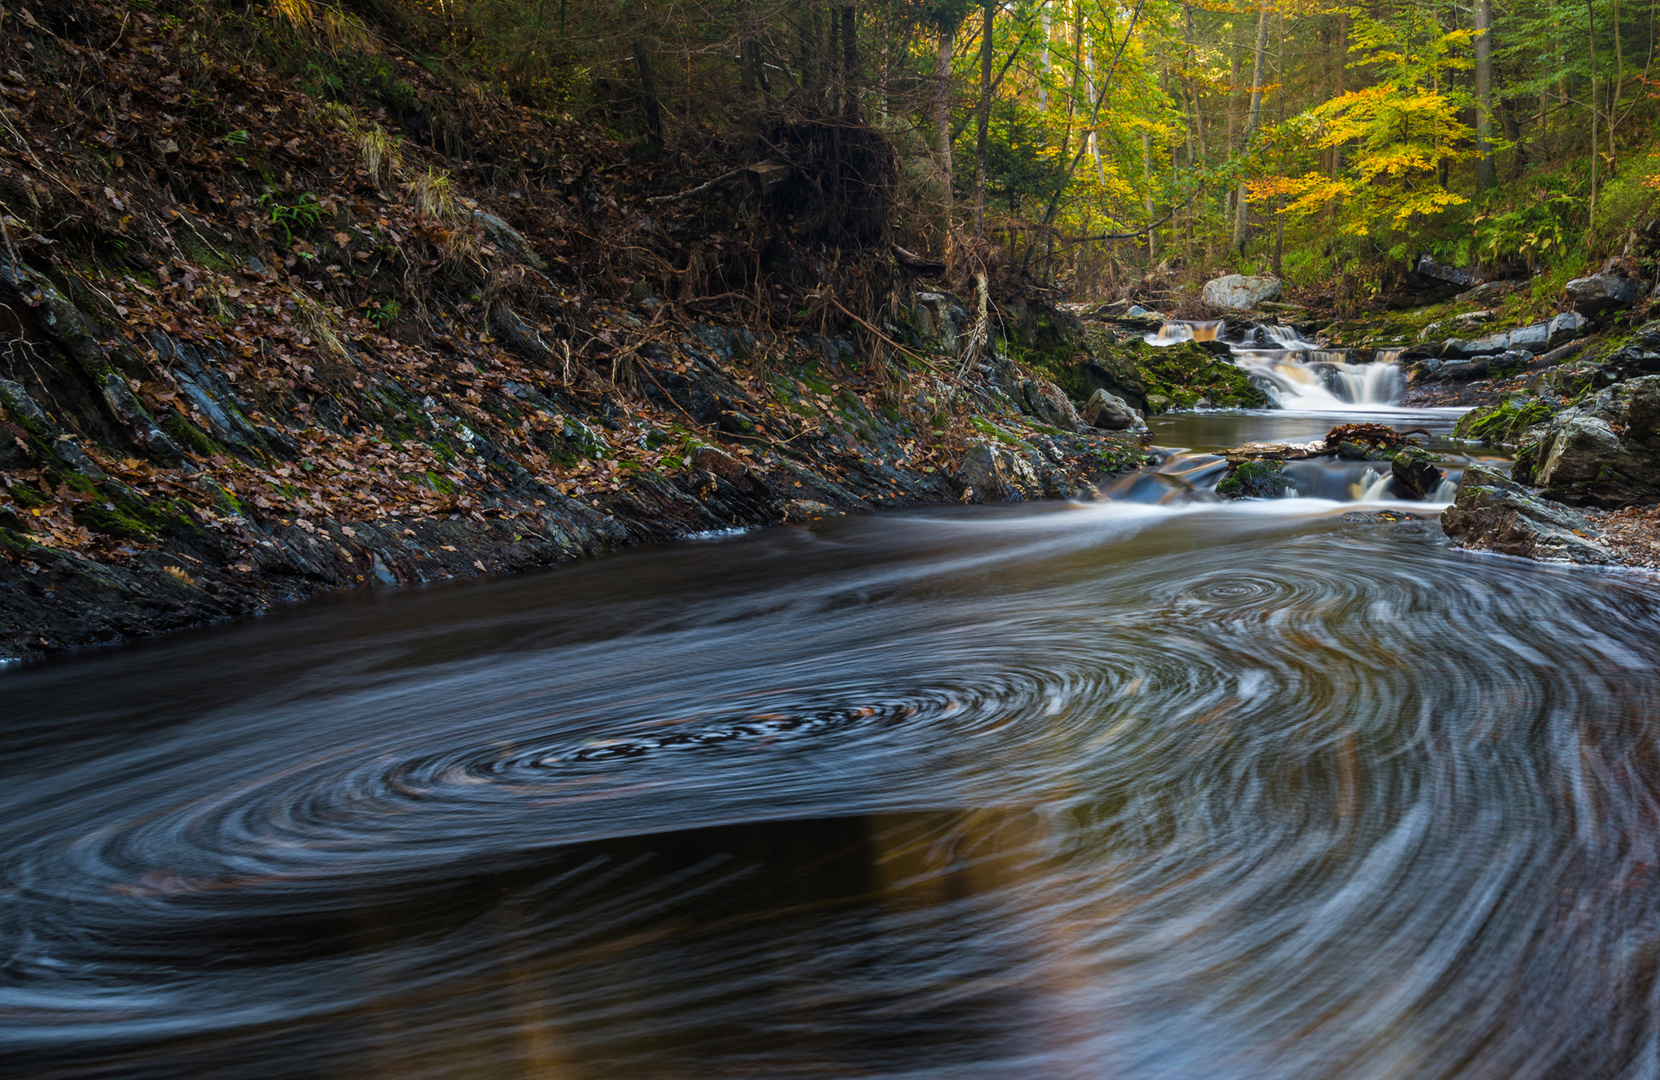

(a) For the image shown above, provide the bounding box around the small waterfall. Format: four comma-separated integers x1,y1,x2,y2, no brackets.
1144,320,1222,346
1433,477,1459,502
1354,468,1391,501
1143,318,1403,409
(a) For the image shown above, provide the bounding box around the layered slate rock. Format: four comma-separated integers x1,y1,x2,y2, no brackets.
1201,274,1282,310
957,442,1044,502
1565,272,1646,316
1441,464,1617,564
1512,375,1660,506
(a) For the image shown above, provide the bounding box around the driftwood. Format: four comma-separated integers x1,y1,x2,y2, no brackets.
1223,440,1333,467
647,161,794,206
890,243,946,275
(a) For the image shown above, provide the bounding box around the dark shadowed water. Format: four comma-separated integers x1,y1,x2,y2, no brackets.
5,410,1660,1079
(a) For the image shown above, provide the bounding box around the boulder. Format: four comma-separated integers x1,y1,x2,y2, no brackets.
1506,322,1551,354
1445,332,1510,357
1547,311,1590,348
957,441,1043,502
1020,379,1085,432
1511,374,1660,506
1441,464,1617,564
1390,447,1444,500
1601,321,1660,379
1413,254,1478,290
912,292,970,355
1438,356,1491,381
1565,272,1645,316
1458,279,1528,304
1201,274,1282,311
1080,388,1146,432
1216,460,1290,499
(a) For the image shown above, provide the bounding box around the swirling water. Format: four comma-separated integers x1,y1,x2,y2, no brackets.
5,412,1660,1079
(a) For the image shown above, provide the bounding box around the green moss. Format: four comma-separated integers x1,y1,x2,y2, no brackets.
1454,397,1556,443
1216,460,1290,499
162,414,220,457
967,416,1026,447
1132,340,1268,410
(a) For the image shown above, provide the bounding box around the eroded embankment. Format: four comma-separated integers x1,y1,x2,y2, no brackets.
0,3,1148,660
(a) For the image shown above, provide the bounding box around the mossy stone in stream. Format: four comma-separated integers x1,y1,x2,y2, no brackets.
1130,340,1269,411
1390,446,1446,500
1216,459,1289,499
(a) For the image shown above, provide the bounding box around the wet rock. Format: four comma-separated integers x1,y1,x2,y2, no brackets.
1438,356,1491,381
1020,379,1084,432
1601,321,1660,379
1566,272,1645,316
1441,464,1616,564
1079,388,1144,431
1216,459,1289,499
1445,332,1511,357
1390,447,1444,500
51,435,107,482
1201,274,1282,311
1413,254,1478,289
0,379,50,428
957,441,1043,502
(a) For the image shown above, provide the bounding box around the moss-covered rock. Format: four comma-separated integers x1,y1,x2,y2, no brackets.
1454,396,1557,444
1217,459,1289,498
1132,340,1269,410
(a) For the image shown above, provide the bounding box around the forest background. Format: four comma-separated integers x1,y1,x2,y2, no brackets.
274,0,1660,310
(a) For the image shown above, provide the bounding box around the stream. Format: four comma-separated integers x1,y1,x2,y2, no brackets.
5,362,1660,1079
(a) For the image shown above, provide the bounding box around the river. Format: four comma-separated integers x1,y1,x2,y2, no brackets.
5,391,1660,1079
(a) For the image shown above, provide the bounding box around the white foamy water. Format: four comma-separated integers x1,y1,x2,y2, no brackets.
1146,320,1404,410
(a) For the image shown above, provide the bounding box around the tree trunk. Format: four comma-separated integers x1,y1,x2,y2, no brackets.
1589,0,1600,222
634,38,663,147
973,0,995,238
934,20,955,240
1611,0,1623,176
1232,0,1269,256
1474,0,1494,190
840,5,858,120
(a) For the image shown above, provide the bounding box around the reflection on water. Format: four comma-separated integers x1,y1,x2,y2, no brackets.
6,438,1660,1078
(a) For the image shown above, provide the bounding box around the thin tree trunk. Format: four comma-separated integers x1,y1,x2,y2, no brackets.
634,39,663,146
1232,0,1269,256
1611,0,1623,175
1589,0,1600,222
934,20,955,241
973,0,994,237
1039,6,1051,112
1142,128,1157,259
1474,0,1494,190
841,5,858,119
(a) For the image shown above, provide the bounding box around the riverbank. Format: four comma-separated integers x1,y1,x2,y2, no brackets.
0,3,1156,661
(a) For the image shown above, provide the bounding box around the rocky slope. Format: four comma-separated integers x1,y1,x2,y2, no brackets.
0,3,1150,661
